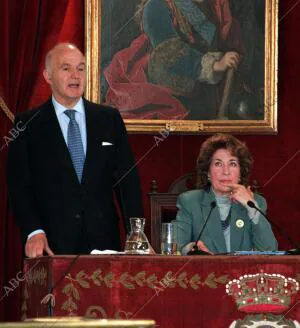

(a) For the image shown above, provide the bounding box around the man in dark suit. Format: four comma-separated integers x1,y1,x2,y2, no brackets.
7,43,143,257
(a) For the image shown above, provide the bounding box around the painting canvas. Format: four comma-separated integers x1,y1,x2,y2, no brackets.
85,0,278,133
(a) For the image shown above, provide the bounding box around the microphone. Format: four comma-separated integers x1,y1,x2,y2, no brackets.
187,201,216,255
247,201,300,254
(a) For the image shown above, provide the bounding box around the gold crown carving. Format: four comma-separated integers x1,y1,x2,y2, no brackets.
226,272,300,313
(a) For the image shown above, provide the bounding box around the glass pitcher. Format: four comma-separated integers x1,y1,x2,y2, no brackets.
124,217,150,254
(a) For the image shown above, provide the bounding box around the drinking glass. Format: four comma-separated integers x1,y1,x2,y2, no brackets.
161,222,177,255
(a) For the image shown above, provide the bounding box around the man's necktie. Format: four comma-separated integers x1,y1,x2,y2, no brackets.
64,110,85,182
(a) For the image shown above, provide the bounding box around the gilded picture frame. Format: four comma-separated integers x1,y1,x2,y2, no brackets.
85,0,278,134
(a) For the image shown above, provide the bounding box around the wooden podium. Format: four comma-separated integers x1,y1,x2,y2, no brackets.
22,255,300,327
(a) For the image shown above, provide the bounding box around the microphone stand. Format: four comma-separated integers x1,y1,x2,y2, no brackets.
187,201,216,256
247,201,300,255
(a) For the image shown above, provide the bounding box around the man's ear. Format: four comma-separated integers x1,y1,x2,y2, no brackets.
43,69,51,84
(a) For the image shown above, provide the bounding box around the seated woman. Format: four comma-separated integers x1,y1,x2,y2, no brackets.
175,134,278,255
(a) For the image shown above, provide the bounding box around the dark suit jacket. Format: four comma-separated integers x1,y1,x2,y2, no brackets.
175,188,278,253
7,98,143,254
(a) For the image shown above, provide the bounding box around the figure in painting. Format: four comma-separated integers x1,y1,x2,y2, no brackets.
102,0,265,120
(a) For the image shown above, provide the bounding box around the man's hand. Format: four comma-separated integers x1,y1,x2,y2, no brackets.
25,233,54,258
213,51,240,72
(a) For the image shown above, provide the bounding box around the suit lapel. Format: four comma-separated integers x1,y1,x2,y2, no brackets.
230,203,247,251
38,99,80,184
202,189,227,253
81,100,108,185
200,189,248,253
81,102,94,184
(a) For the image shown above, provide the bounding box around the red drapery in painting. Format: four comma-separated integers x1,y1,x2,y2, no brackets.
0,0,83,321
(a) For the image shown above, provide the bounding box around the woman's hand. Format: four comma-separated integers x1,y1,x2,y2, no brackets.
196,241,214,255
213,51,240,72
228,184,254,207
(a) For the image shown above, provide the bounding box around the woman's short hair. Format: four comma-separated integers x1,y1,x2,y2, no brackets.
196,134,253,188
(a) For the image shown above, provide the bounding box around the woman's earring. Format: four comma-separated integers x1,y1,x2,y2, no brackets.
207,174,211,181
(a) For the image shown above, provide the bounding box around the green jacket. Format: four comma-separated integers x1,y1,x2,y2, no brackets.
175,188,278,254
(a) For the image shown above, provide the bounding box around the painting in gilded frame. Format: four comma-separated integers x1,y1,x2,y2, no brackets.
85,0,278,134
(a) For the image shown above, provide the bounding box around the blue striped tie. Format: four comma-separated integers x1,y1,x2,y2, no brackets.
64,110,85,182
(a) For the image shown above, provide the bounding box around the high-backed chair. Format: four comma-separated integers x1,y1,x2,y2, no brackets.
148,172,197,252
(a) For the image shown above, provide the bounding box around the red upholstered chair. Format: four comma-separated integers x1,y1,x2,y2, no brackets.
148,173,261,253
